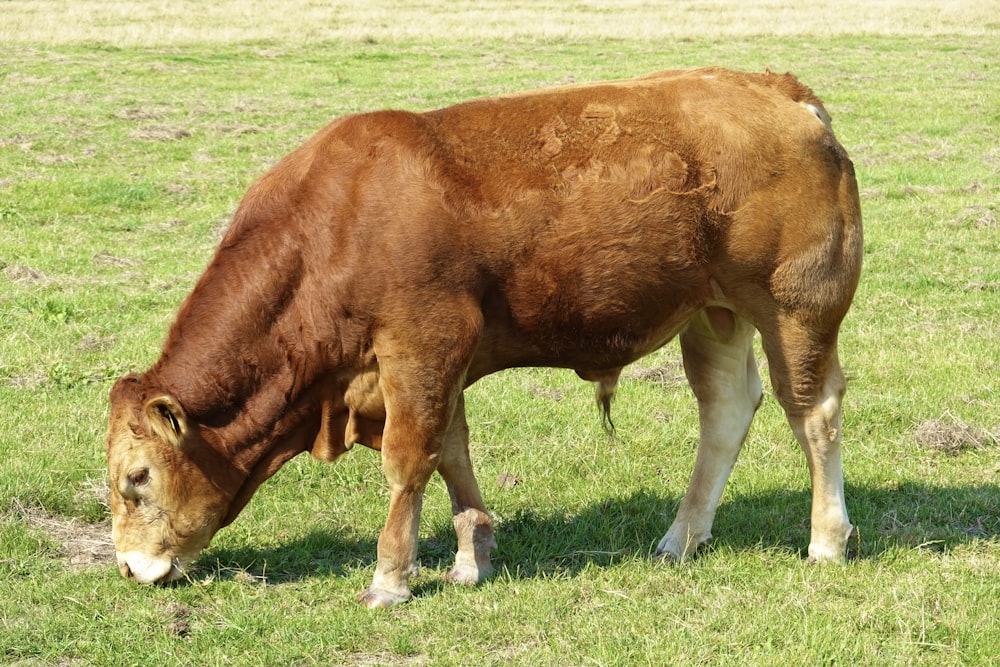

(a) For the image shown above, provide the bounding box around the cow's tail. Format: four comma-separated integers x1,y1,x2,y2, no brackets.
595,374,620,435
576,368,621,434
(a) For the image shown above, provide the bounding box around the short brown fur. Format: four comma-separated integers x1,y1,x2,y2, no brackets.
106,68,862,606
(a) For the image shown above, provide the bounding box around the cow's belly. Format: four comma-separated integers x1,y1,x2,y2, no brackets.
470,287,703,381
465,190,716,380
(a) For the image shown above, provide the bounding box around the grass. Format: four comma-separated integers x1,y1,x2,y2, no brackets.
2,3,999,665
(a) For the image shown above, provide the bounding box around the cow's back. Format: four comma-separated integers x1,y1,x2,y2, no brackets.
419,68,833,215
226,67,855,376
390,68,853,374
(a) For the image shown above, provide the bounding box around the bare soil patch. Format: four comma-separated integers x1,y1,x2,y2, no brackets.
130,125,193,141
497,472,521,490
114,107,164,121
162,601,194,639
76,332,116,352
214,122,266,136
92,251,143,267
6,368,48,390
8,497,115,571
962,205,997,229
4,264,51,285
623,360,686,387
526,383,568,401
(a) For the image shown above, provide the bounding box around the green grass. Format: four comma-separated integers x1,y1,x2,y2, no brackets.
2,30,999,667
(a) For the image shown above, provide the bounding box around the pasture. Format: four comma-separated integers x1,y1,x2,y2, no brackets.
1,1,998,664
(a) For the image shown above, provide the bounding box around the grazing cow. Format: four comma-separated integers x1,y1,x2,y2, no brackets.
106,67,863,608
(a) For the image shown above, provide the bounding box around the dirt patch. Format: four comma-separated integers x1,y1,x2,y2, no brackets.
4,264,51,285
93,251,143,267
35,152,72,165
166,183,195,196
214,122,266,136
341,652,428,666
77,333,116,352
496,472,521,490
130,125,193,141
914,418,997,456
526,383,568,401
963,205,997,229
9,496,115,571
623,361,686,387
114,107,164,121
7,368,48,390
162,601,194,640
963,280,1000,293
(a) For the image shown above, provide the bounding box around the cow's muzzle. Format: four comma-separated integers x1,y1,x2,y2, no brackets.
116,551,184,584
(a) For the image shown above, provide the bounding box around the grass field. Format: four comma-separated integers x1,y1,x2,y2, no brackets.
1,2,999,665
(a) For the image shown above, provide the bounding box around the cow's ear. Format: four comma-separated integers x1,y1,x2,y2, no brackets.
144,395,188,449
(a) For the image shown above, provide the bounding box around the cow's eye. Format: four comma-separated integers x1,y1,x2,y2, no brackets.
127,468,150,487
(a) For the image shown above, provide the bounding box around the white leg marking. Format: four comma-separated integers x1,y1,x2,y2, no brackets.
788,370,853,563
658,310,761,561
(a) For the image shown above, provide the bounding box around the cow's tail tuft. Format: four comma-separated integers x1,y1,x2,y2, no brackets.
596,377,618,435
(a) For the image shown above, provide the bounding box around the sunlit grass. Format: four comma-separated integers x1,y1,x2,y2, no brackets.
2,0,998,46
1,8,999,665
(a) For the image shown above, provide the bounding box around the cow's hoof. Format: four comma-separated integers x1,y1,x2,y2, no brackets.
806,525,855,564
445,563,493,586
357,587,411,609
655,548,681,564
655,536,711,563
806,543,848,565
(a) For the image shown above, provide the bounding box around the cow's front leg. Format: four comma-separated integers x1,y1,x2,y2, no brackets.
358,480,428,607
358,427,440,608
438,395,495,585
359,313,482,607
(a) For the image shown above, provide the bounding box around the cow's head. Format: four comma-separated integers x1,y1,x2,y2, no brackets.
105,375,238,584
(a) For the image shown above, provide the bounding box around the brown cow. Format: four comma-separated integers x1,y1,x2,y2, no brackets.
105,67,863,608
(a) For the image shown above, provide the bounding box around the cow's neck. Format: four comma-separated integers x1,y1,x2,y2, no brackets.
147,233,325,474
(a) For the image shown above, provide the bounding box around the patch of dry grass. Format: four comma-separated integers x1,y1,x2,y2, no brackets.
915,417,998,456
1,0,997,46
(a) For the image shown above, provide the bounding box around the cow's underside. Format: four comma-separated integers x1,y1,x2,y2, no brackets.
105,68,863,608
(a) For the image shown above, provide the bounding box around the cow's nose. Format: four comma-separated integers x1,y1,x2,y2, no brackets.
117,554,133,579
116,551,175,583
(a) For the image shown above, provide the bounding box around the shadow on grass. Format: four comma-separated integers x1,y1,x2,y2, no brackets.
202,529,376,583
197,481,1000,585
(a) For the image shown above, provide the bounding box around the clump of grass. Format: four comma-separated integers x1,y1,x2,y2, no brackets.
914,417,997,456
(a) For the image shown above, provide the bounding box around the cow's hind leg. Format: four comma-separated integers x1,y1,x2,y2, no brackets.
761,316,853,563
437,394,496,585
657,307,762,561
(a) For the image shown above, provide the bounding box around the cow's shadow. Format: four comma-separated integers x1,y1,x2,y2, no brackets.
200,481,1000,586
